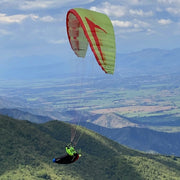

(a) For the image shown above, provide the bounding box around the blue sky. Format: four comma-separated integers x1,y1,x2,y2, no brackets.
0,0,180,62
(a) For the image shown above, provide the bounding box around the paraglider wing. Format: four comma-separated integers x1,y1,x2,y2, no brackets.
66,8,116,74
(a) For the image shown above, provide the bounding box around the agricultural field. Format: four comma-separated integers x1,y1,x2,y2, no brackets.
0,73,179,132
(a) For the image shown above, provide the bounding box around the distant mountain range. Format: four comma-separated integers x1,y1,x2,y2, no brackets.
0,108,53,123
0,48,179,80
1,108,180,157
116,48,180,76
79,122,180,156
1,114,180,179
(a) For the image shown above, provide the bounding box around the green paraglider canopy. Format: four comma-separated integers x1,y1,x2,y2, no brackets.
66,8,116,74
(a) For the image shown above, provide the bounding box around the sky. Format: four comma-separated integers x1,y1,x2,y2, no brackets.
0,0,180,62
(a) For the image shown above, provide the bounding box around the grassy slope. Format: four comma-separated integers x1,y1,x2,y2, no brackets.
0,114,180,180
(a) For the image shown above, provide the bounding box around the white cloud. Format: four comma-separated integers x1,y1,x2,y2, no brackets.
166,7,180,15
0,29,11,36
133,19,150,28
0,13,57,24
20,0,54,10
129,0,141,5
49,39,68,44
129,9,153,17
112,20,133,28
157,0,180,5
113,18,150,34
18,0,95,10
90,2,127,17
0,13,30,24
90,2,155,19
0,0,95,11
126,0,149,5
158,19,172,25
111,0,153,6
40,16,55,22
157,0,180,15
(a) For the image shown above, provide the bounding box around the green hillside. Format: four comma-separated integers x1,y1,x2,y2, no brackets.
0,114,180,180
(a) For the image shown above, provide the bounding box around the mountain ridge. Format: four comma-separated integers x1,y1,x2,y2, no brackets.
79,122,180,156
0,108,53,123
1,108,180,157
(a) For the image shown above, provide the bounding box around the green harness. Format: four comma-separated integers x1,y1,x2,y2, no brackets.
66,145,77,156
